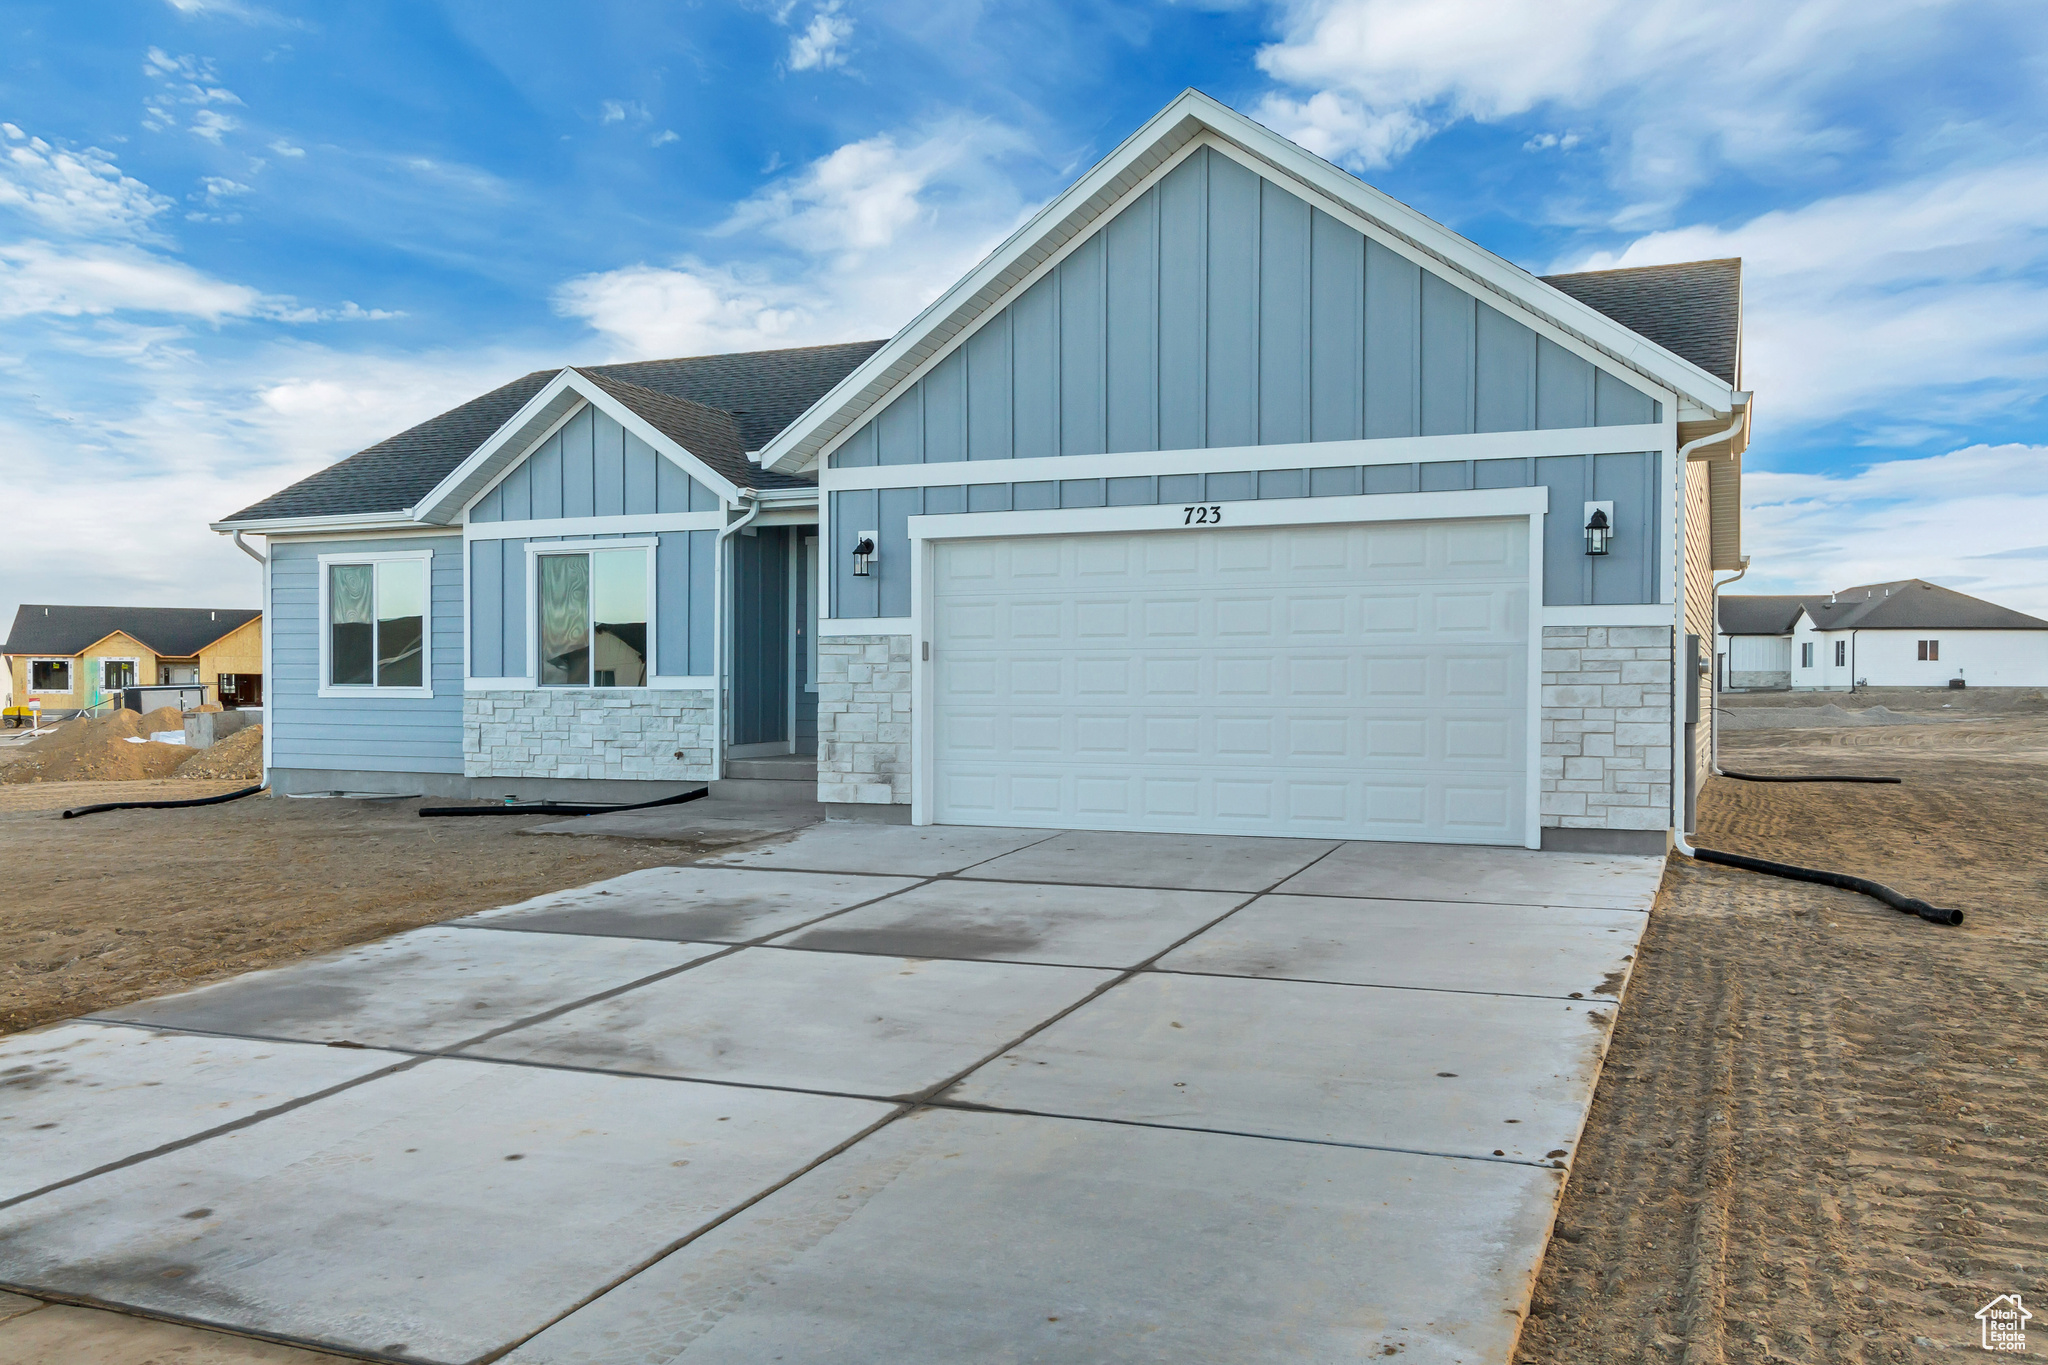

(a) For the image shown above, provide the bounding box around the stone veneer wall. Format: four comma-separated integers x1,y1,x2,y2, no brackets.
465,690,714,782
1540,625,1674,832
817,635,911,804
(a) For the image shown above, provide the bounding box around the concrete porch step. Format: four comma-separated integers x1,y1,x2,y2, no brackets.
708,776,819,805
724,757,818,781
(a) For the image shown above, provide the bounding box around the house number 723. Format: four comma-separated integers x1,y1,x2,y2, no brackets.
1182,504,1224,525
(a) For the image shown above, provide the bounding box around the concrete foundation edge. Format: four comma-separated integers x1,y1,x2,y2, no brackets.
823,802,913,825
1540,826,1670,856
267,768,707,803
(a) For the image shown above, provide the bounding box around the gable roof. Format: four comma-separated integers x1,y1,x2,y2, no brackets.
218,341,884,526
1718,594,1805,635
1542,260,1742,386
752,88,1745,476
2,605,260,658
1796,580,2048,631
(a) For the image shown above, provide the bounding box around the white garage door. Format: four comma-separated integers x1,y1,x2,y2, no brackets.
930,517,1531,844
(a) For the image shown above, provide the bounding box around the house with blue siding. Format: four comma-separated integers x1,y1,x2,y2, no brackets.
216,91,1749,853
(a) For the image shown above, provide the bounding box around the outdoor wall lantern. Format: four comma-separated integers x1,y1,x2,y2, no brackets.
1583,502,1614,556
851,532,878,577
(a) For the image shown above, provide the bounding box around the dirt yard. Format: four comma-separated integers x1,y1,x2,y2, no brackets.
0,784,711,1036
1518,689,2048,1364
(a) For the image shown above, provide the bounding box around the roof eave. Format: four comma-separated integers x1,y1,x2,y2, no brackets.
209,509,425,535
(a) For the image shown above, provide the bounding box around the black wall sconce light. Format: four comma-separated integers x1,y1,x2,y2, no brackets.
1583,502,1614,556
851,531,878,577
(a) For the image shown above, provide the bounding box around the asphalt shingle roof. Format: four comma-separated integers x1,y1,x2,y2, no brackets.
220,340,886,525
1541,258,1743,385
1718,595,1806,635
1796,580,2048,631
2,605,260,658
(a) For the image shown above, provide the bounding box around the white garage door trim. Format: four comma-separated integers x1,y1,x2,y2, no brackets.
908,487,1548,848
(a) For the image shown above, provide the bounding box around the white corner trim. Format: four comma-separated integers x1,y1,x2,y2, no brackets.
464,512,724,541
822,426,1667,491
907,486,1548,543
818,616,913,637
315,548,437,700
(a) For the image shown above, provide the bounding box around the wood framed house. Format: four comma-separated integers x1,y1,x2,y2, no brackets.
215,91,1749,852
1,605,263,716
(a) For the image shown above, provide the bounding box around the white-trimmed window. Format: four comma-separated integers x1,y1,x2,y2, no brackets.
99,657,139,691
1833,640,1846,666
526,540,652,688
1801,642,1814,668
318,550,434,697
29,658,72,693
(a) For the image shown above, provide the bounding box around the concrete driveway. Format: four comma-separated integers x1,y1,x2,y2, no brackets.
0,825,1662,1364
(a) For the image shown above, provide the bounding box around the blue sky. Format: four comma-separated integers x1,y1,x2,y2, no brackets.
4,0,2046,624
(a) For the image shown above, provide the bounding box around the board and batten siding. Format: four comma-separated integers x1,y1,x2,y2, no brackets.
468,405,719,523
830,451,1660,619
467,403,722,679
468,531,717,679
269,536,464,774
830,145,1658,472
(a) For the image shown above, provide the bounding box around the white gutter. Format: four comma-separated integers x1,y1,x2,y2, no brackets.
1671,413,1751,859
231,530,266,565
710,491,763,782
1708,556,1751,776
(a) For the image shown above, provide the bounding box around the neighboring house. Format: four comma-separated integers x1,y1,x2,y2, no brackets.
0,605,263,716
215,91,1751,853
1719,581,2048,691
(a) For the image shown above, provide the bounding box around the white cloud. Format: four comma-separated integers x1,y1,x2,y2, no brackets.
141,48,246,144
556,118,1036,358
268,139,305,158
0,242,265,320
652,129,680,148
1740,444,2048,616
788,2,855,72
0,127,173,239
163,0,283,21
1250,0,1968,201
1566,160,2048,430
600,99,648,125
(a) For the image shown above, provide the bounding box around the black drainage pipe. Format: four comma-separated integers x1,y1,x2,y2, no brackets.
62,784,267,820
1692,846,1964,925
1720,770,1902,784
417,787,708,819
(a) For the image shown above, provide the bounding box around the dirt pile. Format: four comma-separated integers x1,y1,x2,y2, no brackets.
0,707,193,784
177,724,263,781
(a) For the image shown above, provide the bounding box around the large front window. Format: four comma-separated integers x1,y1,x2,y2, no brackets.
30,659,71,692
328,558,426,688
538,548,647,687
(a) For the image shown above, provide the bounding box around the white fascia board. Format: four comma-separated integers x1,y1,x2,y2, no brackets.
210,509,421,535
414,370,748,526
909,485,1547,543
822,425,1667,492
759,89,1733,477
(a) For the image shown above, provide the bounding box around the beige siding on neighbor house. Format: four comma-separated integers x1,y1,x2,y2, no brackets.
1683,461,1714,804
198,617,263,683
10,631,162,710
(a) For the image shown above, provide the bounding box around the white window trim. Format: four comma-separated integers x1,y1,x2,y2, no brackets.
317,549,436,699
28,657,76,694
94,656,141,691
518,537,670,692
904,485,1549,849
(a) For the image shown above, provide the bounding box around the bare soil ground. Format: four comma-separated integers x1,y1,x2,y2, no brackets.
0,783,710,1036
1518,690,2048,1363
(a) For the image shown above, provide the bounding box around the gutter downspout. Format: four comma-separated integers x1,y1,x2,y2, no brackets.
711,491,762,783
227,530,270,781
232,530,266,565
1709,555,1751,776
1672,411,1749,859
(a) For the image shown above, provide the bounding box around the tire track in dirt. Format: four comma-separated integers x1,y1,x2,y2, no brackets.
1517,709,2048,1364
